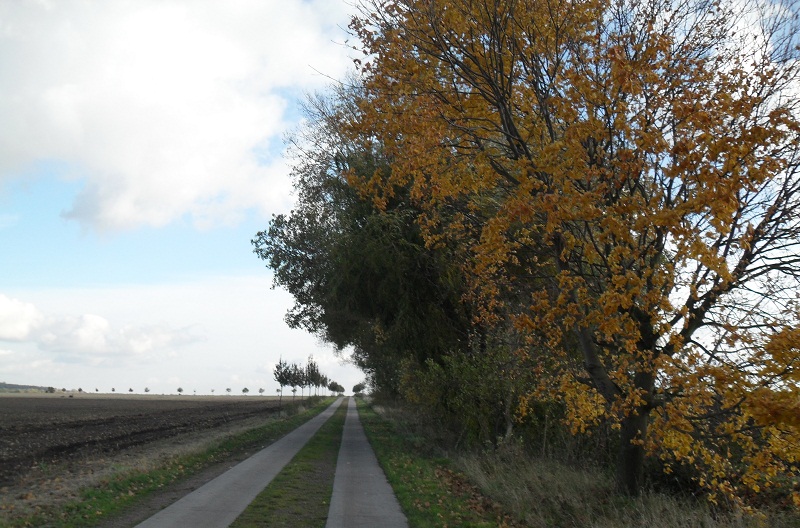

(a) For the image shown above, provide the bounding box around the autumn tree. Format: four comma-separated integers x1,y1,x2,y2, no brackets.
349,0,800,502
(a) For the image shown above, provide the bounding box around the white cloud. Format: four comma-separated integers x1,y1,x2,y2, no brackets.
0,292,204,365
0,0,353,231
36,314,203,363
0,294,42,341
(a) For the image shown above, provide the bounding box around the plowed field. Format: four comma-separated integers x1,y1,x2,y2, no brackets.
0,394,282,488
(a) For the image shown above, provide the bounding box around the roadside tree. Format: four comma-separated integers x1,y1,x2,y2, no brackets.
274,358,292,408
289,363,304,401
306,356,321,396
253,87,472,397
349,0,800,502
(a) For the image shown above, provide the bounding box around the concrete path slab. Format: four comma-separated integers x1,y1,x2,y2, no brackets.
136,398,343,528
326,397,408,528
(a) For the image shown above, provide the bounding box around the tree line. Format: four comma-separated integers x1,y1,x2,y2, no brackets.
273,356,344,406
254,0,800,507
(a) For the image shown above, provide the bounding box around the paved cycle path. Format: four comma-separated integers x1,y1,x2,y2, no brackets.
135,397,343,528
326,397,408,528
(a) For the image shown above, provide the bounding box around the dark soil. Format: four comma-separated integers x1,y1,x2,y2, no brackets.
0,394,282,489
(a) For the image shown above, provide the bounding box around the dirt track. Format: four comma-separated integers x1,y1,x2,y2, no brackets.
0,394,284,488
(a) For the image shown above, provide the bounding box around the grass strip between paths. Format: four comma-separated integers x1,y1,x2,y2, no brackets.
6,397,335,528
229,397,347,528
356,399,520,528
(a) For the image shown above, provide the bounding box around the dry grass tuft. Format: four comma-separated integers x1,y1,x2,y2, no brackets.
455,441,798,528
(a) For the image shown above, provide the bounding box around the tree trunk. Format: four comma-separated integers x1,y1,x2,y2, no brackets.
617,409,649,495
503,387,514,440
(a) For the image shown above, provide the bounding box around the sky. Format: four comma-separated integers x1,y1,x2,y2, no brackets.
0,0,365,395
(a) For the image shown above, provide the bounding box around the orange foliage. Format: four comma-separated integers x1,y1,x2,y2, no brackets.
347,0,800,505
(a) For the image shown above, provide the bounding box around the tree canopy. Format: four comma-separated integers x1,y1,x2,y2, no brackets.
344,0,800,502
254,87,472,396
255,0,800,507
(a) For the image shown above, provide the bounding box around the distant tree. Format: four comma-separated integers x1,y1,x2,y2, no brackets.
111,388,115,392
274,358,292,408
242,387,249,395
129,388,133,393
226,388,232,395
46,387,55,393
289,363,304,401
78,388,83,392
95,388,98,392
306,356,323,396
211,389,215,394
353,383,366,395
177,387,184,394
259,388,265,396
61,388,66,392
144,387,150,393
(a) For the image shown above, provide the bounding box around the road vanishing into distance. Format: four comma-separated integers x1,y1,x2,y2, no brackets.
135,397,408,528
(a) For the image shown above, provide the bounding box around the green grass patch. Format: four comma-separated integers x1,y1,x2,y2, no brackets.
356,399,517,528
229,398,347,527
5,398,335,528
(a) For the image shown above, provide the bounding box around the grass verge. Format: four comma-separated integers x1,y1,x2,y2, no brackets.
4,398,335,528
229,397,347,527
456,443,800,528
360,400,800,528
356,399,519,527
